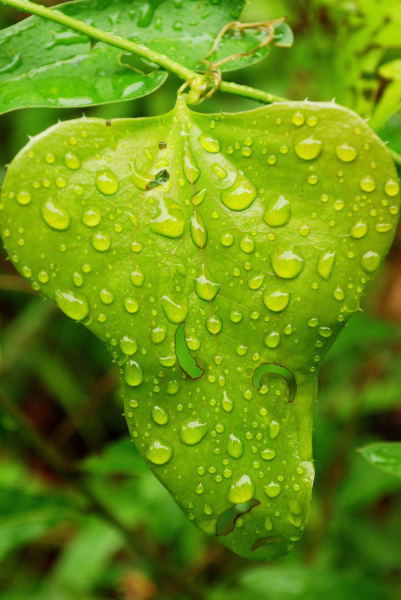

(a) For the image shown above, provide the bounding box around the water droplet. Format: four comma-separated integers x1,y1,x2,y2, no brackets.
91,231,111,251
226,433,243,458
317,251,335,279
16,191,32,205
294,138,322,161
38,270,49,283
334,287,345,301
351,222,368,239
261,448,276,461
222,392,233,412
230,310,242,323
82,207,102,227
64,152,80,170
192,189,207,206
336,143,358,162
130,268,144,287
195,270,219,301
21,266,32,278
99,288,114,304
41,200,70,230
240,234,255,253
221,172,257,211
124,360,143,387
191,214,207,248
206,314,222,334
162,296,187,323
180,419,208,445
120,336,138,355
227,474,255,503
264,195,291,227
152,405,169,425
292,111,305,126
269,420,280,439
220,232,234,247
183,150,200,183
272,247,304,279
151,326,166,344
263,289,290,312
199,133,220,153
96,170,119,195
361,250,380,273
375,223,392,233
72,272,84,287
264,481,281,498
124,298,139,314
146,439,172,465
265,331,280,349
55,290,89,320
150,198,185,238
384,179,400,197
360,175,375,193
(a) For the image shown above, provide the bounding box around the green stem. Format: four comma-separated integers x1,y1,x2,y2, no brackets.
0,0,284,105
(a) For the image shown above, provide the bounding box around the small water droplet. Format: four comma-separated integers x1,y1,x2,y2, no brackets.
130,268,144,287
64,152,80,170
227,474,255,503
222,392,233,412
152,405,169,425
351,222,368,239
261,448,276,461
99,288,114,304
162,296,187,323
124,360,143,387
192,188,207,206
191,214,208,248
96,170,119,195
151,326,166,344
336,143,358,162
360,175,376,193
317,251,335,279
264,195,291,227
226,433,243,458
120,336,138,355
263,289,290,312
180,419,208,445
82,207,102,227
220,232,234,247
55,289,89,320
16,191,32,205
239,234,255,253
146,439,172,465
269,420,280,439
91,231,111,252
183,150,200,183
41,199,70,230
195,270,219,301
361,250,380,273
265,331,280,349
375,222,392,233
384,179,400,197
199,133,220,153
294,138,322,161
206,314,222,334
124,298,139,314
264,481,281,498
150,198,185,238
292,111,305,126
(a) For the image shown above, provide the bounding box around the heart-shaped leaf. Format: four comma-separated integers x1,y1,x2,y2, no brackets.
0,0,282,113
0,98,399,560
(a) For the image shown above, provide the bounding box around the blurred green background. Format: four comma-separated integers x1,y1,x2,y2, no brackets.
1,1,401,598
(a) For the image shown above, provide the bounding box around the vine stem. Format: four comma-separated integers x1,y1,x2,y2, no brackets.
0,0,284,104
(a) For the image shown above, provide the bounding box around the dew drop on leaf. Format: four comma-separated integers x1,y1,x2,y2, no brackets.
336,143,358,162
180,419,208,445
95,170,119,195
55,289,89,320
145,439,172,465
227,474,255,503
263,195,291,227
41,199,70,230
294,138,323,160
124,360,143,387
271,247,304,279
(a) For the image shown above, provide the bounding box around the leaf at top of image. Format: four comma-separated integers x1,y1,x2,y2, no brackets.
0,0,291,114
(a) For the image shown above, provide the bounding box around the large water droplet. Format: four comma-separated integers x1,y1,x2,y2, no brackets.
360,175,375,193
124,360,143,387
384,179,400,197
150,198,185,238
120,336,138,355
226,433,243,459
183,150,200,183
191,214,207,248
195,269,219,301
16,190,32,205
221,172,257,211
64,152,81,170
199,133,220,153
55,289,89,320
351,222,368,239
336,143,358,162
96,170,119,195
317,251,335,280
41,199,70,230
263,289,290,312
361,250,380,273
294,138,322,161
206,314,222,334
162,296,188,323
227,474,255,503
261,448,276,461
271,247,304,279
146,439,172,465
91,231,111,252
180,419,208,445
264,195,291,227
130,268,144,287
152,405,169,425
82,207,102,227
264,481,281,498
265,331,280,349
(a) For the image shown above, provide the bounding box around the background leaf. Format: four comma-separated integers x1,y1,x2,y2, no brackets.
359,442,401,478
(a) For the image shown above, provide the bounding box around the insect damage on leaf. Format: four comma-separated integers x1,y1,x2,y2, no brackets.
0,97,399,561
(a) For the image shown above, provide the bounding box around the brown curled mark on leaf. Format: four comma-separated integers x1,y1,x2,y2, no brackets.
145,168,170,190
159,141,167,149
216,499,261,536
252,364,297,402
251,535,285,551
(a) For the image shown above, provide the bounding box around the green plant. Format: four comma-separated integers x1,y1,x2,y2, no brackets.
0,0,400,563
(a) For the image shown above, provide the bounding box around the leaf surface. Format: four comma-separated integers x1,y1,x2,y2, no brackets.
0,98,399,560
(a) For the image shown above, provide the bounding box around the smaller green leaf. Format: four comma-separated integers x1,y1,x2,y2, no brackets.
359,442,401,479
273,21,294,48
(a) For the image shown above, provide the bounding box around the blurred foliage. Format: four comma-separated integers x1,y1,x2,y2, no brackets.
0,0,401,598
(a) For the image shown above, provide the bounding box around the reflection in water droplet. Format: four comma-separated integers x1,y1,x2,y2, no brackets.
361,250,380,273
336,143,358,162
199,133,220,153
272,247,304,279
55,289,89,320
264,195,291,227
227,474,255,503
317,251,335,280
96,170,119,195
227,433,243,458
162,296,188,323
221,172,257,211
41,199,70,230
124,360,143,387
180,419,208,445
294,138,322,161
263,289,290,312
146,439,172,465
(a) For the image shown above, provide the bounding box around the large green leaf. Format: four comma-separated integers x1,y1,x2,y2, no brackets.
0,97,399,560
0,0,285,113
